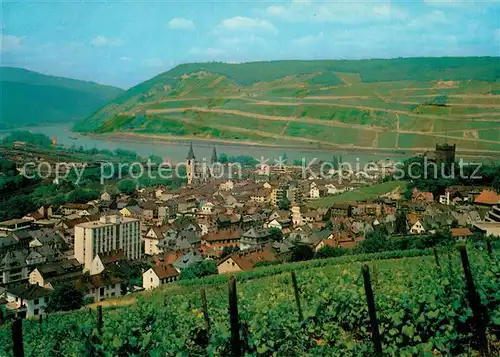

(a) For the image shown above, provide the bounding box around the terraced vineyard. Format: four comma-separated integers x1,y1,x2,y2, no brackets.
1,246,498,356
74,58,500,155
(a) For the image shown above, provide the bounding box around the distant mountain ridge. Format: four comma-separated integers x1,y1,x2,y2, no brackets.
0,67,124,129
73,57,500,154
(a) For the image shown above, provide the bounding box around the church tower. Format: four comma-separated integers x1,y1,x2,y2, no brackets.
211,146,218,165
186,143,196,186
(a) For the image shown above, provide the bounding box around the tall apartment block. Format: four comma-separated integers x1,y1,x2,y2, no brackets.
74,215,141,271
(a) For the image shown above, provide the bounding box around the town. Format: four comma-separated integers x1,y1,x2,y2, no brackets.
0,139,498,321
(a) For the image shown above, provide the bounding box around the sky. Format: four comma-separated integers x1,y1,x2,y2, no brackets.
1,0,499,88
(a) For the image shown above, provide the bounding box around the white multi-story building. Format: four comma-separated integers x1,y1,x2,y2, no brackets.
74,215,141,271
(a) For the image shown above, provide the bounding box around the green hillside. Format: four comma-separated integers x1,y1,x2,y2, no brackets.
0,67,124,129
75,57,500,154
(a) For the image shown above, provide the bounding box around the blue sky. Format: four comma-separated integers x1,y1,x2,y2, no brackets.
1,0,499,88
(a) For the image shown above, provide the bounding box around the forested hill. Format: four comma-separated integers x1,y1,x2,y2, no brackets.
0,67,124,129
74,57,500,154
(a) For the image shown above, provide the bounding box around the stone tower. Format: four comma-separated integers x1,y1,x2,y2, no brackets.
435,143,456,173
186,143,196,186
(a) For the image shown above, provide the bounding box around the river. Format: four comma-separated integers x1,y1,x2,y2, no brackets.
0,124,404,165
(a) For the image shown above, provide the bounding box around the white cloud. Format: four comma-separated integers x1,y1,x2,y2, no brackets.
120,56,131,61
168,18,195,30
1,34,24,52
189,47,226,57
409,10,450,29
293,32,324,46
218,34,266,47
217,16,276,32
90,35,123,47
263,1,407,23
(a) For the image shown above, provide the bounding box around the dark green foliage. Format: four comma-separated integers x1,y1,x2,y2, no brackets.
0,67,123,129
1,131,52,147
67,188,100,203
291,244,315,262
268,227,284,242
355,229,393,254
117,179,137,195
278,197,291,210
45,283,85,313
180,260,218,280
315,245,348,259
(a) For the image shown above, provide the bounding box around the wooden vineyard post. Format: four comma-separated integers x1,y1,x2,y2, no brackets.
433,247,440,268
97,305,103,335
228,276,241,356
12,318,24,357
458,246,489,355
290,271,303,322
201,288,211,331
362,264,382,354
39,314,42,327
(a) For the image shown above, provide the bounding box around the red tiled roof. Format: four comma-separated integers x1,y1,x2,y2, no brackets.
451,228,474,238
202,228,242,242
222,247,276,271
474,190,499,205
152,264,179,279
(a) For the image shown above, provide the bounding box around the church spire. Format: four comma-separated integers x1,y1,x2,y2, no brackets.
187,142,195,160
211,146,218,164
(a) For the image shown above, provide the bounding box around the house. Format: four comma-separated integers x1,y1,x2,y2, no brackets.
78,273,122,302
120,205,143,218
101,192,111,201
60,203,95,216
313,239,337,252
330,204,353,218
142,264,179,290
5,284,51,318
474,189,500,207
412,189,434,203
219,180,235,191
291,206,304,227
471,222,500,237
140,200,159,221
89,250,128,276
217,246,277,274
143,225,169,255
201,228,242,256
240,227,272,250
410,219,427,234
28,259,83,289
173,251,203,272
451,228,474,240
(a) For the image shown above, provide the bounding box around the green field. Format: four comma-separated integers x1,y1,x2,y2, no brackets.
74,58,500,155
308,180,407,208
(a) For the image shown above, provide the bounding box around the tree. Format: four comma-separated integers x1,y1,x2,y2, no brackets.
315,245,347,259
219,153,229,164
324,221,334,231
148,155,163,164
355,230,392,254
268,227,284,242
180,260,217,280
278,197,291,210
45,283,85,313
291,244,314,262
117,179,137,195
394,209,408,235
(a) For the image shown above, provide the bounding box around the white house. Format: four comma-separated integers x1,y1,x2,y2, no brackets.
309,182,321,199
268,219,283,231
142,264,179,290
219,180,235,191
201,202,215,214
5,285,51,318
410,220,426,234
